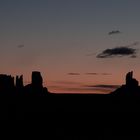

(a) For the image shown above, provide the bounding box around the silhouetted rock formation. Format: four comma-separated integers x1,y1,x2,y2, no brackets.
111,71,140,96
16,75,23,89
32,71,43,88
0,71,49,96
126,71,139,87
0,74,14,92
24,71,48,96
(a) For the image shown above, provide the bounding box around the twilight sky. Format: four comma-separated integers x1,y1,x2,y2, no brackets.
0,0,140,93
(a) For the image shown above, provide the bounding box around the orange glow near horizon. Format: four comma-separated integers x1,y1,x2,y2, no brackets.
2,68,140,94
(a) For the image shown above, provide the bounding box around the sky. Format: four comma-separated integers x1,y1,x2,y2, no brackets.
0,0,140,93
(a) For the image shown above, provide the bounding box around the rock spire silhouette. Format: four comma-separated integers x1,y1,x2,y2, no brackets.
112,71,140,96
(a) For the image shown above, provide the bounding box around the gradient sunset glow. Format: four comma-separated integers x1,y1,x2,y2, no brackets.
0,0,140,93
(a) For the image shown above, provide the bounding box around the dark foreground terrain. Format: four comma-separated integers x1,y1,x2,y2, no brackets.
1,93,140,139
1,93,140,119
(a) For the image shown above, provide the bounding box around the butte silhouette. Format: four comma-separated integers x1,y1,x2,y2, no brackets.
111,71,140,96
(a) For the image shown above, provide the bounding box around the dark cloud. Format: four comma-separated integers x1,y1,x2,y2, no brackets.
108,30,121,35
86,42,139,58
17,44,24,48
68,73,80,75
97,47,137,58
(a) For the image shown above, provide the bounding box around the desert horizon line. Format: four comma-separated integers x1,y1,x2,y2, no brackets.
0,70,139,94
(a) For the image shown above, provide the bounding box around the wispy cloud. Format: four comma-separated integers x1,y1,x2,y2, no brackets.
131,42,139,46
51,81,81,85
85,84,120,89
67,73,80,75
48,81,120,94
54,84,120,93
48,86,111,94
83,84,120,93
85,73,98,75
101,73,112,75
17,44,24,48
67,73,112,76
108,30,121,35
85,73,112,75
